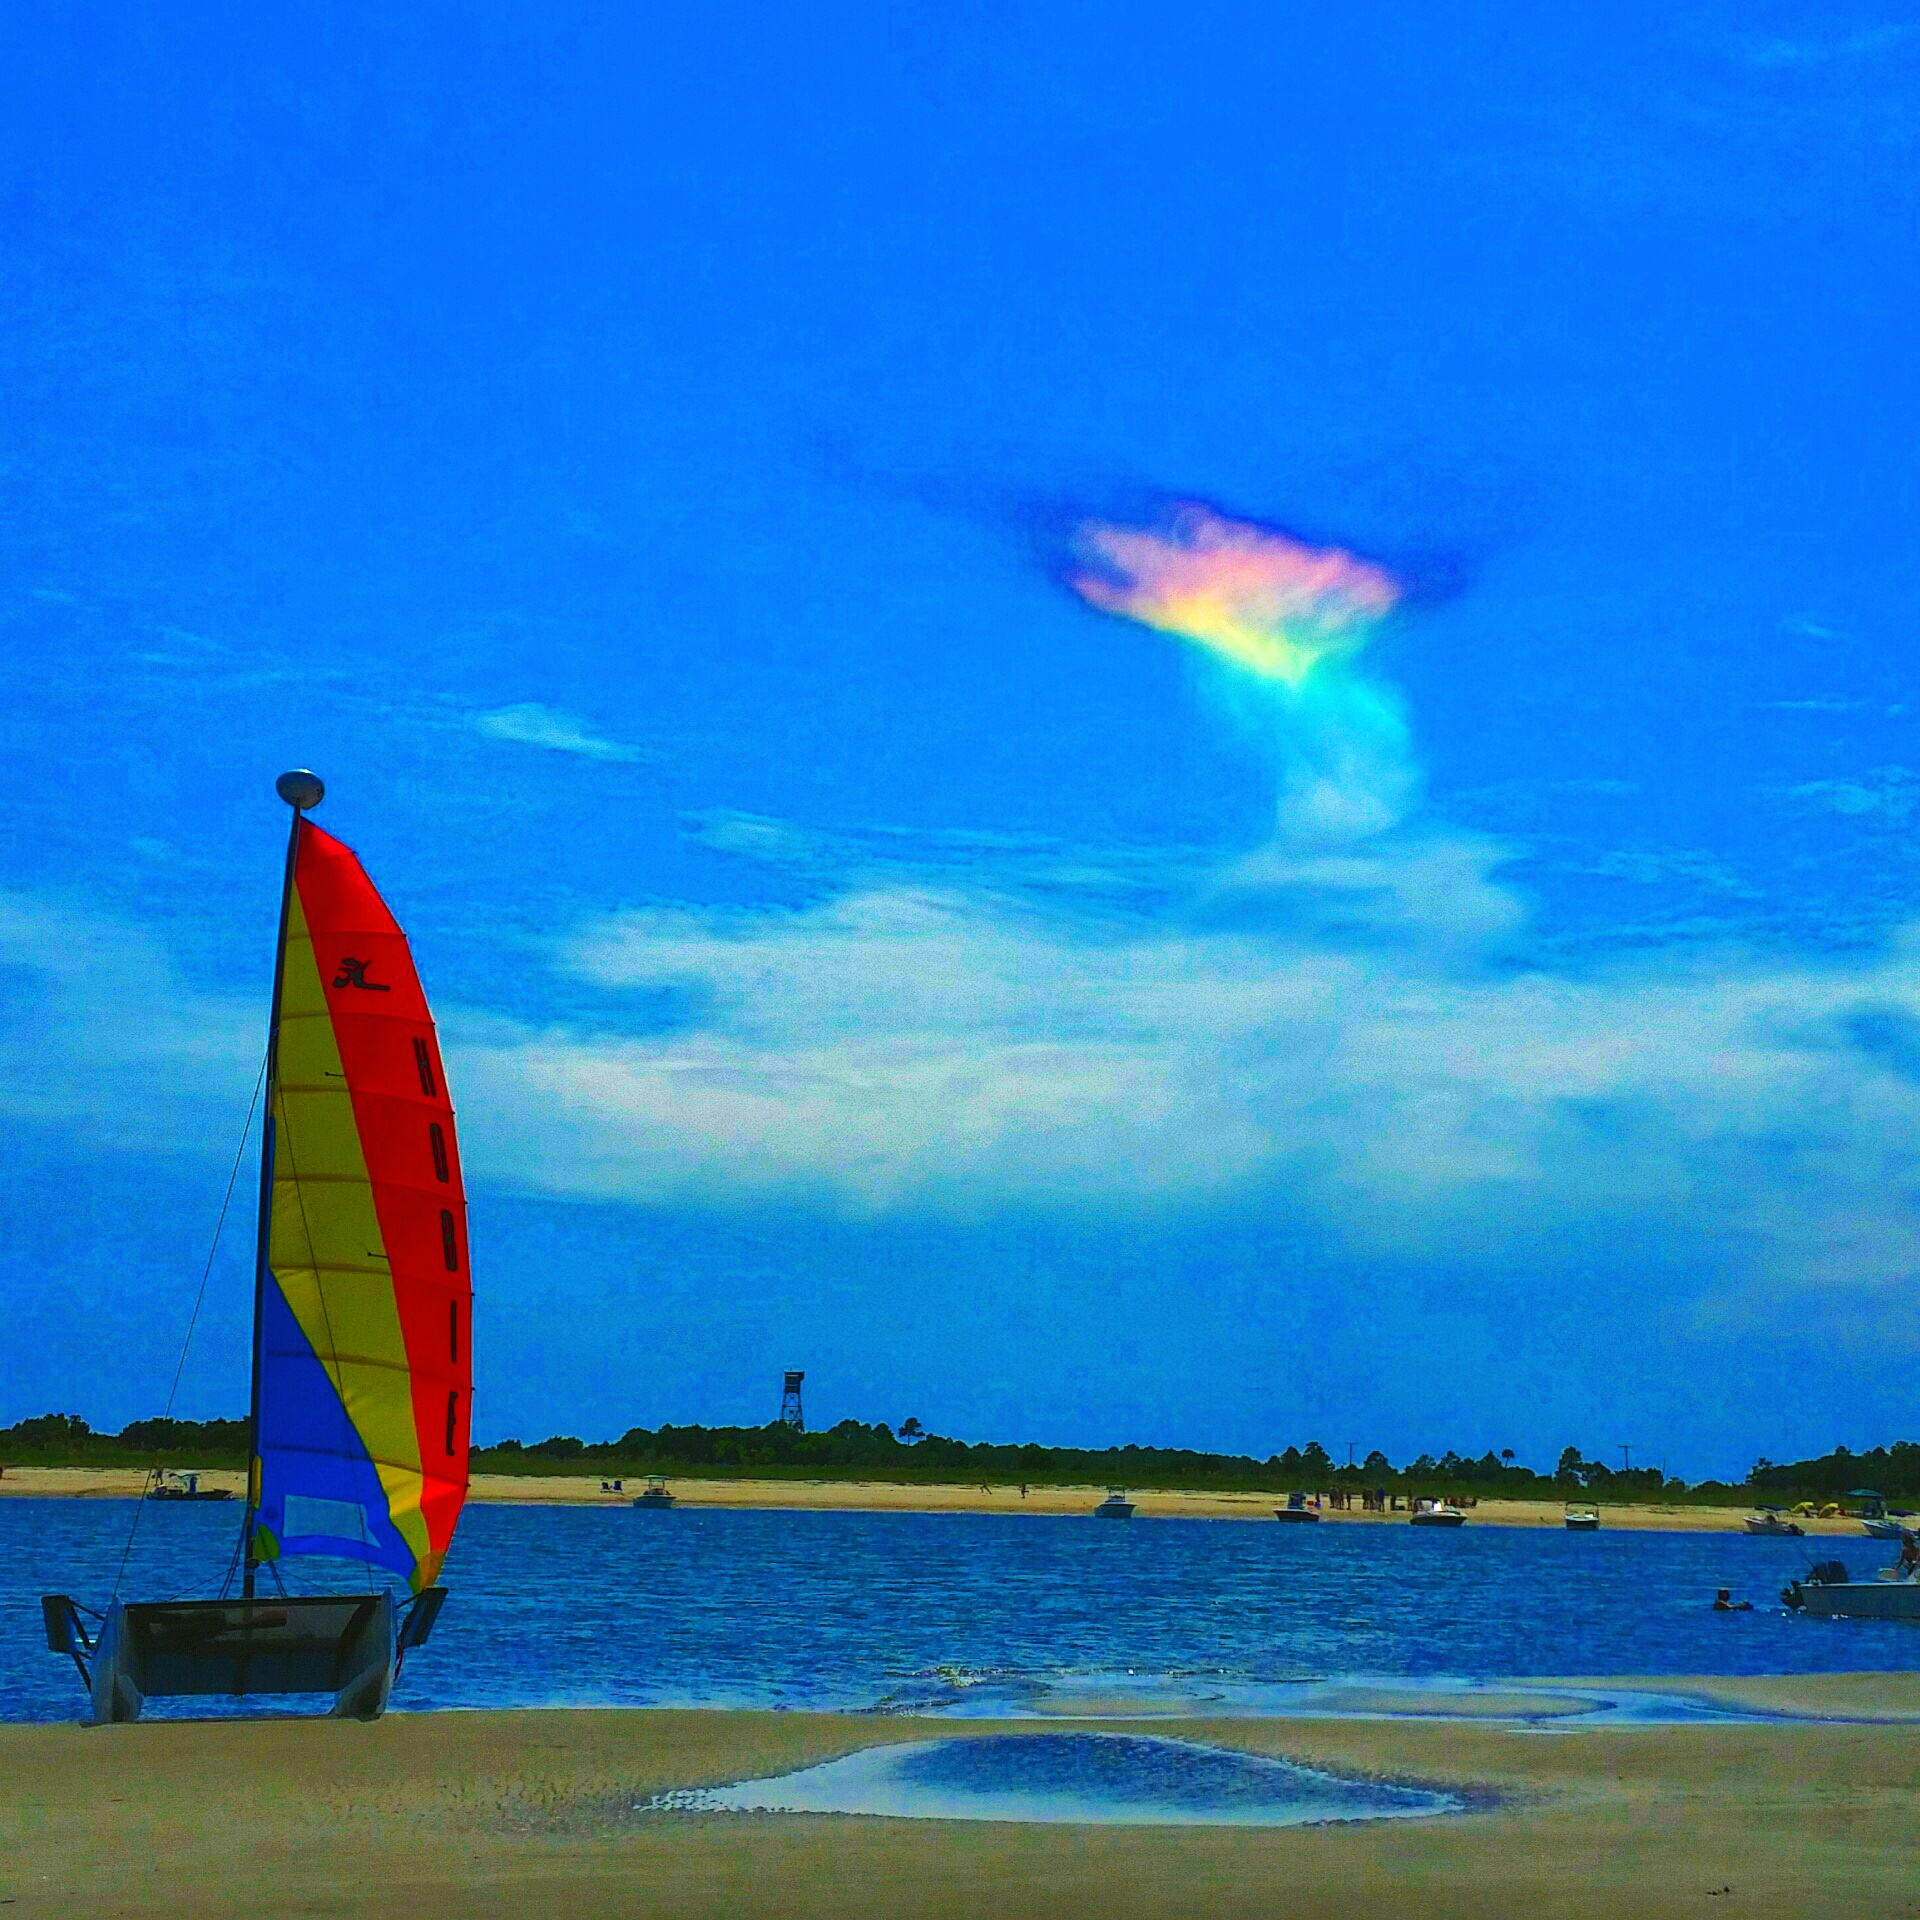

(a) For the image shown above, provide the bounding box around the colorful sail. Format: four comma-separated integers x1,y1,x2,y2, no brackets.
250,819,470,1591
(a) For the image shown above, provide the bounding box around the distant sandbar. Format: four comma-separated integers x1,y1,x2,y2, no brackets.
0,1465,1873,1533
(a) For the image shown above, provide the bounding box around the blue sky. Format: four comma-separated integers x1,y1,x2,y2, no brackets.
3,5,1918,1477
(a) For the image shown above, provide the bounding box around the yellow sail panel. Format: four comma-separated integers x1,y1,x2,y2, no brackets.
256,883,431,1579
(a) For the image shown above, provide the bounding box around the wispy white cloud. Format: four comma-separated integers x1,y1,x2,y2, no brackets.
440,819,1920,1331
1736,23,1918,70
0,895,257,1147
1791,766,1920,823
473,702,650,763
1583,846,1762,898
13,809,1920,1334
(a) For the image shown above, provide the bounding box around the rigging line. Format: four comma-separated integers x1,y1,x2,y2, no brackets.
111,1047,270,1606
217,1517,246,1600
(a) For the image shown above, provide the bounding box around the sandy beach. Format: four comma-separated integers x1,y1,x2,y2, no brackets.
6,1679,1920,1918
0,1464,1877,1533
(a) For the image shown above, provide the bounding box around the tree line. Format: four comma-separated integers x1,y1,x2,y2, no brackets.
476,1423,1682,1495
0,1413,249,1466
4,1412,1906,1503
1747,1441,1920,1505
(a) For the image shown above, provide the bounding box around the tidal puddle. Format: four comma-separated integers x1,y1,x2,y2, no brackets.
647,1732,1463,1827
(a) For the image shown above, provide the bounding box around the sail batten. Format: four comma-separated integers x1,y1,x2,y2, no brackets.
250,819,470,1592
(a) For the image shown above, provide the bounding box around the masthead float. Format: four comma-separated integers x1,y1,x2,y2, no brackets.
43,772,471,1722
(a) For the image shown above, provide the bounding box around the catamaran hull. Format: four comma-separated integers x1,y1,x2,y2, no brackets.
1795,1582,1920,1622
85,1593,396,1724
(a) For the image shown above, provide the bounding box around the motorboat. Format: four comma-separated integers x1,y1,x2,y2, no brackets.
1563,1502,1600,1531
146,1469,234,1503
1745,1508,1805,1537
1409,1499,1466,1527
1852,1490,1916,1539
1783,1551,1920,1621
633,1475,677,1510
1273,1492,1320,1523
1094,1488,1136,1520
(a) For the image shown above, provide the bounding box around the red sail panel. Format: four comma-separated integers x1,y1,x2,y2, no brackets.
291,822,471,1581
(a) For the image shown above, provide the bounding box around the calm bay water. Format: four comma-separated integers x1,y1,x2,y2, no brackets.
5,1498,1915,1724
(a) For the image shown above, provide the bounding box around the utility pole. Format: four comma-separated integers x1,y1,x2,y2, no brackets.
1346,1442,1357,1469
1618,1444,1633,1473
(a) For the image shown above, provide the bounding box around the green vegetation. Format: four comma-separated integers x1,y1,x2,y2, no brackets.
3,1412,1908,1508
0,1413,248,1469
1748,1441,1920,1506
472,1424,1689,1500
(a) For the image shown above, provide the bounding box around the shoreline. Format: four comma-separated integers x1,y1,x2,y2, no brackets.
5,1686,1918,1916
0,1464,1880,1532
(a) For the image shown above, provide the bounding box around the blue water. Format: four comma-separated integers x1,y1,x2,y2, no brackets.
6,1500,1915,1724
651,1732,1463,1826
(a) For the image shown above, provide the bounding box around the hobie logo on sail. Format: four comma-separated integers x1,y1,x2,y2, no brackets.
332,956,391,991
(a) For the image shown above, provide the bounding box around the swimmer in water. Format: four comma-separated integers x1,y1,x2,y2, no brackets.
1713,1589,1753,1611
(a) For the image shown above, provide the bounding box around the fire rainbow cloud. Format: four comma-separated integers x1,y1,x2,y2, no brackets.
1064,502,1402,687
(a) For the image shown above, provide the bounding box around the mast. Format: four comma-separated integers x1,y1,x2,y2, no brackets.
242,770,325,1596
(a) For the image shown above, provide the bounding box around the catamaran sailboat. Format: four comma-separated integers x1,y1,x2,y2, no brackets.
42,772,471,1723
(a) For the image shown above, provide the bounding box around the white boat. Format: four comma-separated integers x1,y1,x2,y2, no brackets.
1745,1508,1804,1537
633,1475,677,1511
1862,1516,1911,1541
145,1469,234,1504
1273,1492,1320,1523
1784,1551,1920,1621
1094,1488,1136,1520
1563,1502,1600,1531
1409,1499,1466,1527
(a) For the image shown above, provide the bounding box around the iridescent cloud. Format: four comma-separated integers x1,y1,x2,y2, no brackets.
1065,503,1401,686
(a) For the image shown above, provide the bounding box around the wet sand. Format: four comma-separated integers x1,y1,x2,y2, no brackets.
5,1685,1919,1918
0,1466,1873,1533
1573,1669,1920,1721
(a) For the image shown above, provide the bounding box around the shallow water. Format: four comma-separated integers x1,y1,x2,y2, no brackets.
648,1732,1463,1827
5,1499,1915,1723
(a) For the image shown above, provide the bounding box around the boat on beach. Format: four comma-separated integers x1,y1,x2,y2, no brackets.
1409,1499,1466,1527
145,1469,233,1503
1563,1502,1600,1531
634,1475,677,1510
1094,1488,1136,1520
1853,1491,1918,1539
1745,1508,1805,1537
41,772,469,1724
1863,1514,1916,1540
1273,1492,1320,1523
